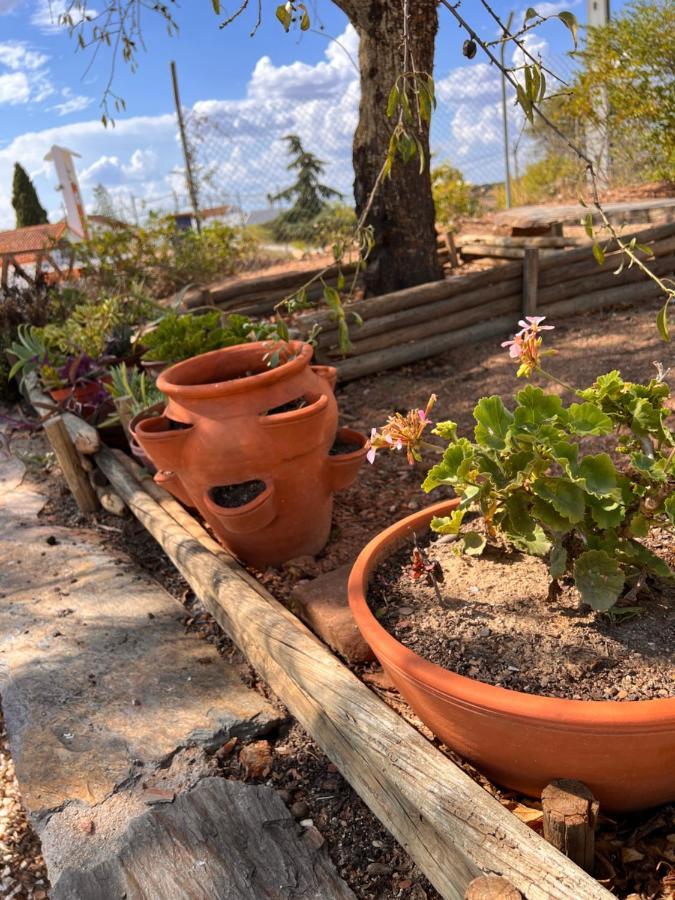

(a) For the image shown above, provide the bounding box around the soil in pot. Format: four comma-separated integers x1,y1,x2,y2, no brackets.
367,529,674,702
210,480,268,508
329,436,364,456
263,397,308,416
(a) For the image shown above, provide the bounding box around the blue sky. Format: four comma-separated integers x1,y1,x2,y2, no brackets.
0,0,606,228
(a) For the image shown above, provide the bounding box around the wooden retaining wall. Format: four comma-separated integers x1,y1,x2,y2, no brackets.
295,221,675,382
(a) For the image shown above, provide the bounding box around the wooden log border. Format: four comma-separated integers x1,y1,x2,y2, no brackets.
93,446,612,900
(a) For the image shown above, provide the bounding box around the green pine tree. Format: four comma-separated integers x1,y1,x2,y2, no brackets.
268,135,342,243
12,163,49,228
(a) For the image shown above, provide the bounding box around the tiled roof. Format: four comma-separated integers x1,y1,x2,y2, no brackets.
0,221,68,259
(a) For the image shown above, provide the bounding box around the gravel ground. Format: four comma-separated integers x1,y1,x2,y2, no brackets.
0,711,49,899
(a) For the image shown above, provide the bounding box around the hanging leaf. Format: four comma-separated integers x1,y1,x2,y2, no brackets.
558,11,579,47
524,7,539,21
656,301,670,341
592,242,606,266
275,4,292,31
573,550,625,611
211,0,221,12
386,83,400,119
299,4,310,30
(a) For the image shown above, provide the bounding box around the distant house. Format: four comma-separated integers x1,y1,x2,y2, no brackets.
170,204,233,231
0,220,71,286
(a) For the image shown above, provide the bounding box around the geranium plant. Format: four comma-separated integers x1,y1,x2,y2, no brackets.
368,318,675,611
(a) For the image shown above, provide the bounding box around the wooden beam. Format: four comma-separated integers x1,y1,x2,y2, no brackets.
24,372,101,455
542,781,599,874
522,248,539,317
465,876,523,899
44,416,99,513
95,446,611,900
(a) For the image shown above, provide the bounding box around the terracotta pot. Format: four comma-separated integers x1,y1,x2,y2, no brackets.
135,341,365,568
348,498,675,812
128,403,164,475
49,382,103,406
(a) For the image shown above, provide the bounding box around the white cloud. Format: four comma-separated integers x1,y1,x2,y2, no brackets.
0,0,21,13
0,71,30,104
0,41,49,71
50,87,93,116
0,40,54,106
436,62,501,102
31,0,98,32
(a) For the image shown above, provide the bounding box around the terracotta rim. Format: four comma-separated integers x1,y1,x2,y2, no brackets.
348,498,675,732
157,341,312,400
328,427,368,463
259,393,328,426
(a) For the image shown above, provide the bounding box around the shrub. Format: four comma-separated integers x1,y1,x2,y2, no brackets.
431,163,480,224
368,318,675,611
140,311,275,364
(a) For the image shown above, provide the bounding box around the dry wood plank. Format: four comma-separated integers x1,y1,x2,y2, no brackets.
96,446,611,900
538,224,675,275
53,778,355,900
44,416,99,513
326,295,520,358
460,244,530,260
458,234,581,249
538,253,675,306
539,234,675,288
24,372,101,454
522,249,539,317
209,262,358,304
316,279,523,350
332,316,518,380
300,261,524,336
542,781,599,874
465,876,523,899
543,276,665,319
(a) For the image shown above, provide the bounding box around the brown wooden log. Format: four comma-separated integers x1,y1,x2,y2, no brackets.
458,234,581,249
326,295,520,358
316,278,523,350
298,260,523,334
538,226,675,277
522,248,539,317
113,396,134,441
24,372,101,455
208,262,358,304
538,252,675,306
542,780,599,873
543,276,666,320
95,446,611,900
460,244,529,260
465,876,523,899
333,316,517,382
44,416,99,513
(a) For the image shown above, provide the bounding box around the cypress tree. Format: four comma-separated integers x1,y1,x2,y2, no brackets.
12,163,49,228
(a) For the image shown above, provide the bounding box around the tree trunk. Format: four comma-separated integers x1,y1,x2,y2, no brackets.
335,0,442,295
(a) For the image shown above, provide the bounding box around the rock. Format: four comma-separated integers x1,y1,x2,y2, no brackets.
291,800,310,819
239,740,273,779
284,555,321,578
292,564,375,664
367,862,392,876
303,825,326,850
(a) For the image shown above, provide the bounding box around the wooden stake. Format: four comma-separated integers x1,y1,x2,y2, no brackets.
95,446,612,900
542,780,599,873
24,372,100,455
113,396,134,441
465,876,523,899
43,416,99,513
522,248,539,317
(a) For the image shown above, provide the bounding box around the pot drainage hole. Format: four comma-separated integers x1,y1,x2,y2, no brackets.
263,397,308,416
210,480,267,508
329,437,363,456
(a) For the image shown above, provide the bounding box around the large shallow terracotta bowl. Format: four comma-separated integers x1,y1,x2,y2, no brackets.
348,498,675,812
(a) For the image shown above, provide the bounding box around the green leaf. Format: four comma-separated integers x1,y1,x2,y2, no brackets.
578,453,618,496
431,509,465,535
459,484,480,508
630,512,649,537
462,532,487,556
386,84,399,118
300,7,310,30
211,0,221,13
532,476,586,523
657,300,670,342
558,11,579,47
582,212,594,239
504,492,534,537
592,242,606,266
621,540,673,579
511,524,551,557
421,439,474,492
514,385,563,430
474,395,513,450
275,4,292,31
587,495,624,529
573,550,625,611
524,6,538,21
664,495,675,525
565,402,613,436
549,539,567,579
531,497,572,532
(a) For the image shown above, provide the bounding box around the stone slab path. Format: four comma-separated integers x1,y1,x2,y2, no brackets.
0,434,354,898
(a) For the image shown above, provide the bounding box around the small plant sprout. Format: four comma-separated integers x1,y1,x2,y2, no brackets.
410,538,445,606
366,394,438,465
370,321,675,612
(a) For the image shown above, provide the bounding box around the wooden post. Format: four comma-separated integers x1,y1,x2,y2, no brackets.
541,780,599,874
465,876,523,899
96,446,612,900
43,416,99,513
113,396,134,441
522,247,539,317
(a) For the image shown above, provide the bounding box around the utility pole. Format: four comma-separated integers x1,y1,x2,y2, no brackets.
586,0,611,187
170,60,201,233
500,12,514,209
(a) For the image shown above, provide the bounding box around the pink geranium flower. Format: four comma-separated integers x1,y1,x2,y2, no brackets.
502,318,555,377
366,394,437,465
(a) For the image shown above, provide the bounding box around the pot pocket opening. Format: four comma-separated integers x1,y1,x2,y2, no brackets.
204,479,276,535
209,479,267,509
